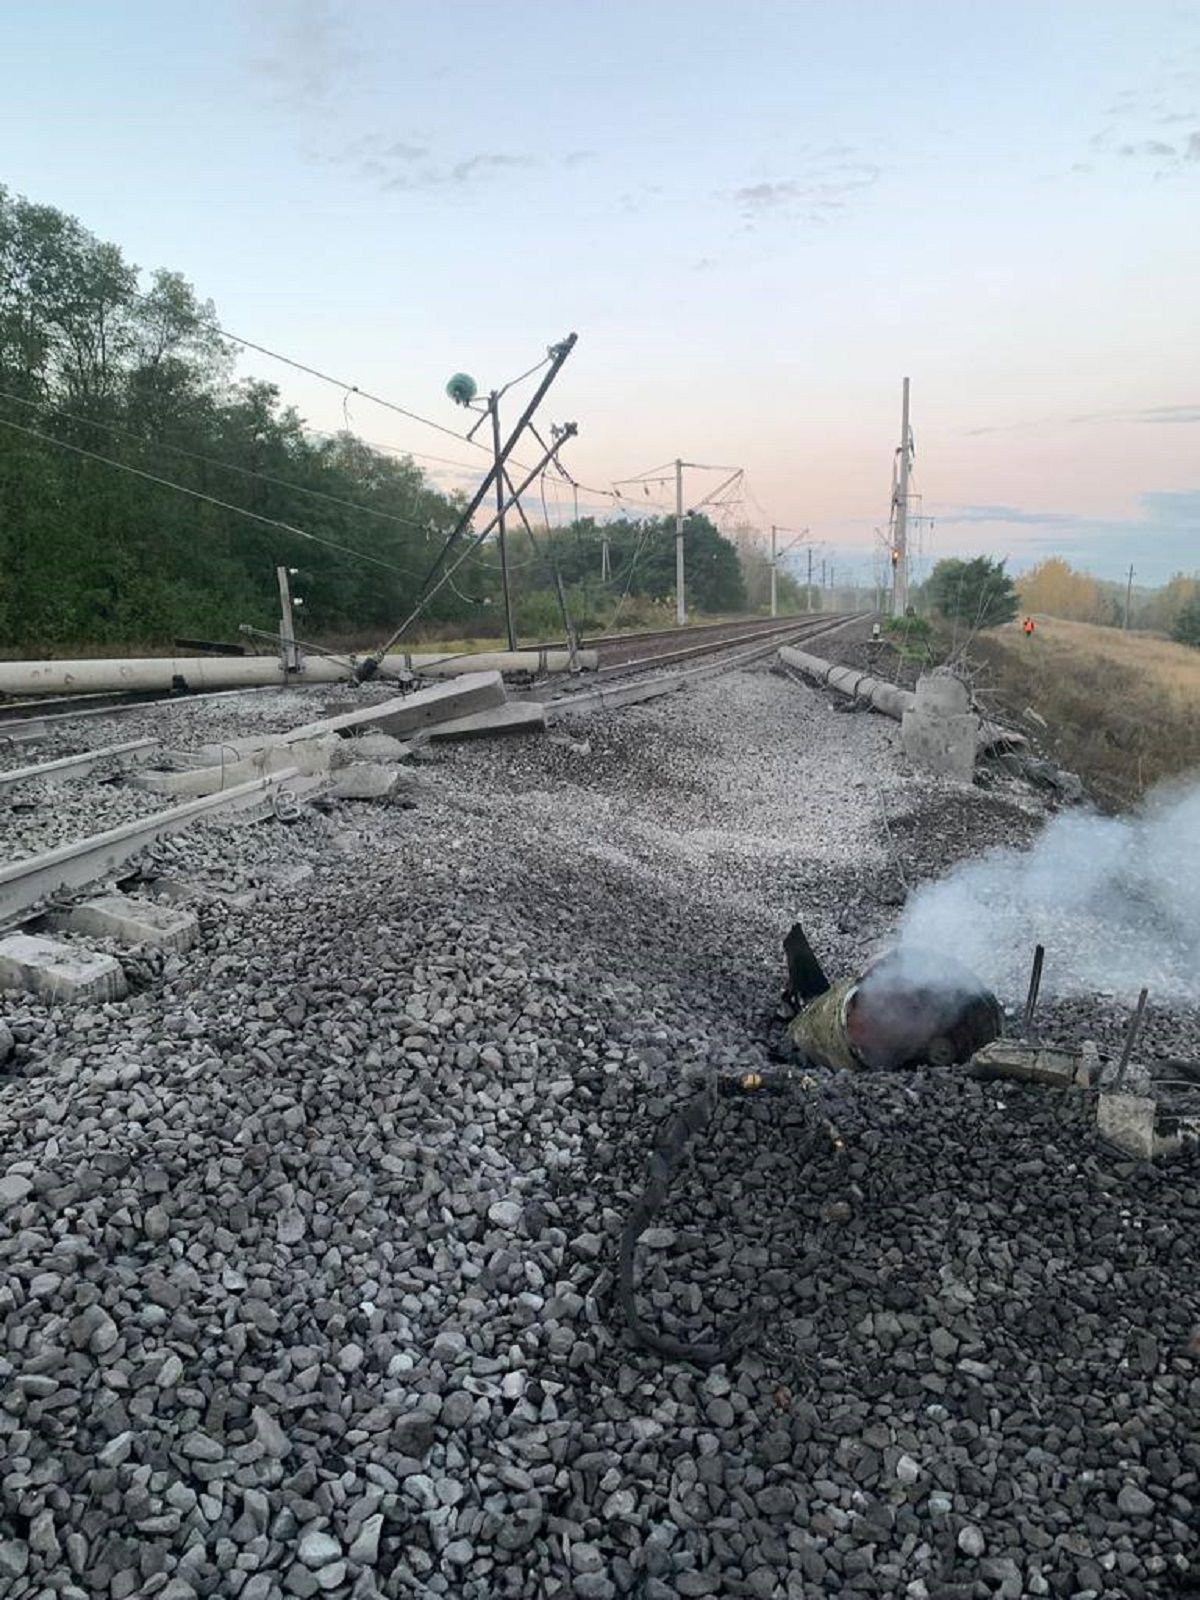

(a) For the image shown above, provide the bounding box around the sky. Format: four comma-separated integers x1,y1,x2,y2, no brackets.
2,0,1198,586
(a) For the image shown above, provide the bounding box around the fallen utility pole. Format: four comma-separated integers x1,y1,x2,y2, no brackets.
499,463,581,669
359,333,577,679
359,427,579,677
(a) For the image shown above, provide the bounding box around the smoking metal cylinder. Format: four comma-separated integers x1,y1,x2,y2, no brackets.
788,947,1002,1071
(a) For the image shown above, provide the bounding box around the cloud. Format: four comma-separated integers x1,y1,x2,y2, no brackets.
1137,403,1200,423
937,505,1083,527
449,153,537,184
564,150,598,167
249,0,358,107
331,136,540,193
733,180,803,210
929,490,1200,582
728,146,881,225
1084,59,1200,178
966,402,1200,436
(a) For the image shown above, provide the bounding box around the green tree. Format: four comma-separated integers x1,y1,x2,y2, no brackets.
926,556,1019,630
1172,594,1200,648
0,184,468,650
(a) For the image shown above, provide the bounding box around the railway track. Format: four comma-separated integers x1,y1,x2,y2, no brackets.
0,615,868,929
589,611,859,678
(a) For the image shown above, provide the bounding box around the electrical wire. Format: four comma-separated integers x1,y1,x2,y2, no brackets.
0,387,446,536
130,289,641,515
0,414,424,580
128,285,479,449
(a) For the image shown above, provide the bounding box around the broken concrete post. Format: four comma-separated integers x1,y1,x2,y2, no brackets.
777,647,1024,757
56,894,199,952
0,934,127,1002
901,673,979,783
1097,1092,1160,1159
136,736,346,796
281,671,508,743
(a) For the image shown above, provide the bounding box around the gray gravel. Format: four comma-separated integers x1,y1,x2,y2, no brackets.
1,663,1197,1599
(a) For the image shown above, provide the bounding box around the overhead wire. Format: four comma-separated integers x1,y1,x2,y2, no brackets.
0,414,424,580
0,386,448,536
127,284,479,449
132,287,645,517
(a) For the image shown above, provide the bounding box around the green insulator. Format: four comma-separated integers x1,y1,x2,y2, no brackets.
446,372,478,406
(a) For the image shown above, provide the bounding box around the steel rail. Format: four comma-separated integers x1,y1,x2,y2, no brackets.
545,614,868,719
0,768,311,926
593,614,859,679
0,738,158,790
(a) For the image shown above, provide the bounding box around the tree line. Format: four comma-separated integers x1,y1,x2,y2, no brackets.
0,187,770,655
912,555,1200,648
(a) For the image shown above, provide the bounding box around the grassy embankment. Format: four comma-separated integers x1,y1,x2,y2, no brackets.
969,618,1200,808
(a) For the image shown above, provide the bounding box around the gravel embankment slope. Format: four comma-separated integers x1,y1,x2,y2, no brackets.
1,665,1197,1600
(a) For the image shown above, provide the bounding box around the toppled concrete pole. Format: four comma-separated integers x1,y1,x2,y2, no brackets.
777,647,1024,775
0,650,593,699
778,645,913,718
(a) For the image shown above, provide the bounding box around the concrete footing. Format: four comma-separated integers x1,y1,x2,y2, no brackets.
1097,1092,1160,1159
57,894,199,952
0,933,127,1002
901,674,979,782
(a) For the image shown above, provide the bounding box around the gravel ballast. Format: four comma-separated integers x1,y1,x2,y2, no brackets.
1,664,1197,1600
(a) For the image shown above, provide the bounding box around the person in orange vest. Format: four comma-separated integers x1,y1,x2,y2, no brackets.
1023,615,1035,637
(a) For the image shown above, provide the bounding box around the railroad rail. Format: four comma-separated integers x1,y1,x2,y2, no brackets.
0,738,158,790
545,613,868,718
591,613,858,678
0,768,316,927
584,611,837,667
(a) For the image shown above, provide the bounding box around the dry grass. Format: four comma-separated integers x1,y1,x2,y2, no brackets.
968,618,1200,808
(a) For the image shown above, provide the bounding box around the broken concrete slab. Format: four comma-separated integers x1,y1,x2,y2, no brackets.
0,933,127,1003
343,733,413,762
281,671,507,743
328,764,412,801
425,701,548,741
57,894,199,952
971,1041,1080,1088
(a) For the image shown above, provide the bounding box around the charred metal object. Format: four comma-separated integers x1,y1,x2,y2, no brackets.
785,935,1003,1072
617,926,1001,1367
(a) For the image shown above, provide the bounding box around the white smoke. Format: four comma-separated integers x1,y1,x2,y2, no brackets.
895,780,1200,1005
